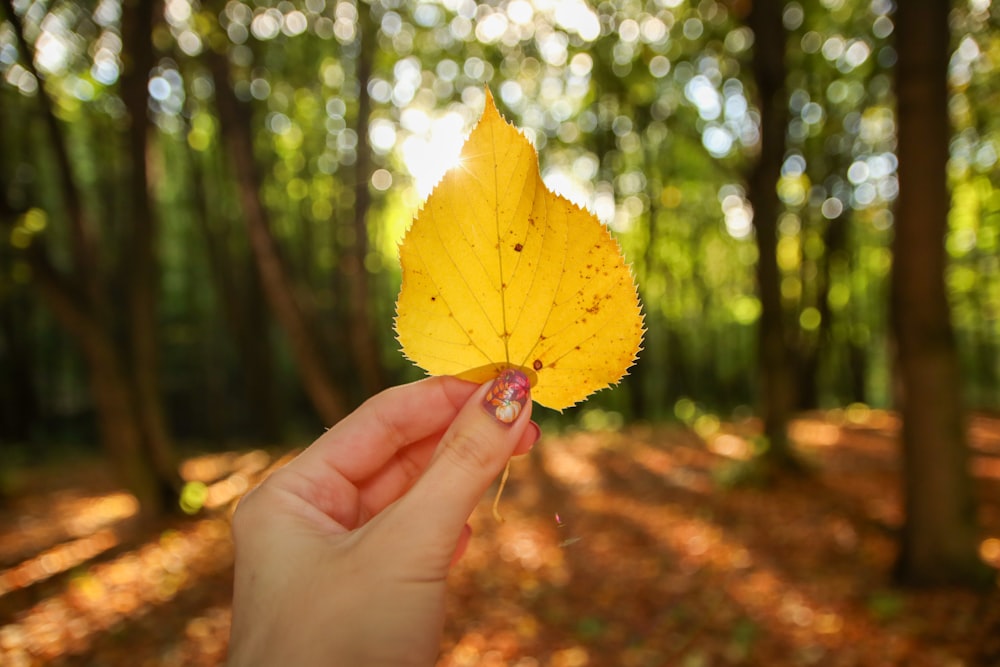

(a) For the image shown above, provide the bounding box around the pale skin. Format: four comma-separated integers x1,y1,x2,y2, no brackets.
227,373,537,667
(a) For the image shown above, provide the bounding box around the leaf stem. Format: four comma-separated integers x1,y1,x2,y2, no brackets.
491,459,512,523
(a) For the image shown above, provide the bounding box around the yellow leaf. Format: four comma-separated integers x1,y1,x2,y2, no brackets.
394,89,643,410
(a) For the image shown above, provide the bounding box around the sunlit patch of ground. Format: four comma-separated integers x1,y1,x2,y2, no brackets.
0,493,137,597
0,415,998,666
0,449,290,667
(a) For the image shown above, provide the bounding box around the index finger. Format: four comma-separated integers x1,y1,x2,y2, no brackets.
286,375,478,484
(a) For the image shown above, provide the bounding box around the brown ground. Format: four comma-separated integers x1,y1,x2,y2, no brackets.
1,409,998,666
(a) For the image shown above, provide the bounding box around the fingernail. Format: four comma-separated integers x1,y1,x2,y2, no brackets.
527,421,541,449
482,369,530,425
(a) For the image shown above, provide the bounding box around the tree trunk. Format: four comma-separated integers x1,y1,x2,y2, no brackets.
190,144,282,441
746,0,800,469
86,329,168,517
121,0,181,497
0,291,38,443
892,0,987,586
0,0,102,307
342,2,387,398
796,215,848,410
29,251,166,516
0,103,37,445
208,47,348,426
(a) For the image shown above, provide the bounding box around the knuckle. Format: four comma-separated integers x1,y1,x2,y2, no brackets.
441,429,495,476
230,501,254,542
230,483,269,539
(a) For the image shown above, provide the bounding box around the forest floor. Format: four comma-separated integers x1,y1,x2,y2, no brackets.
1,409,999,666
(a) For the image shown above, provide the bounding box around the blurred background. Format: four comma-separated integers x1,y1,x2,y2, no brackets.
1,0,999,665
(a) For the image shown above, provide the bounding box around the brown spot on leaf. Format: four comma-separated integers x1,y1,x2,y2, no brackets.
533,359,543,371
514,243,523,252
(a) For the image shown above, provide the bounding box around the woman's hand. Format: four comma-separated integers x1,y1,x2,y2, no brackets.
227,371,536,667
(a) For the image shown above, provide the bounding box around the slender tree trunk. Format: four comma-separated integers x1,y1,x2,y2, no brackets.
746,0,800,468
892,0,987,586
0,0,102,307
627,133,664,419
121,0,180,501
85,331,166,517
847,338,868,403
796,215,848,409
0,100,37,444
240,260,283,436
0,293,38,443
191,144,282,440
847,241,869,403
208,47,348,425
343,2,387,398
28,251,166,515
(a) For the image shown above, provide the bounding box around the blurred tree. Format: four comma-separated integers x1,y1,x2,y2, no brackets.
206,35,349,426
745,0,800,470
120,0,181,503
892,0,987,586
341,0,386,397
187,140,283,441
0,296,37,443
0,0,179,516
0,98,38,444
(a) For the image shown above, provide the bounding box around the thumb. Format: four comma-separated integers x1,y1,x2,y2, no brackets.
390,369,532,548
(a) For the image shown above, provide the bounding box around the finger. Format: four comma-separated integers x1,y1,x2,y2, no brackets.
351,429,446,522
267,426,443,531
513,421,541,456
287,376,477,484
387,369,533,554
355,419,538,523
451,524,472,567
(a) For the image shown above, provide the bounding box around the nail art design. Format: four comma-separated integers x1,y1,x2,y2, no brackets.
483,369,530,424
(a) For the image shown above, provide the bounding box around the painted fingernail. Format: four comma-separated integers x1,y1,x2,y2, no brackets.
528,421,541,445
482,369,531,425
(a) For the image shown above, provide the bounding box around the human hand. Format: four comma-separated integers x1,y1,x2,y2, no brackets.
227,371,537,667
